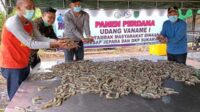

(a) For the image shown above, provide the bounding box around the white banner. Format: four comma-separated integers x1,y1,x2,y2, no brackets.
54,9,168,48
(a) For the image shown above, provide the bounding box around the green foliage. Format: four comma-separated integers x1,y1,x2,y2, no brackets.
32,8,42,20
8,8,17,17
0,12,5,30
0,12,6,43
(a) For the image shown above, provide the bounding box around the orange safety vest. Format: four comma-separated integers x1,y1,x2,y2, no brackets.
0,22,33,69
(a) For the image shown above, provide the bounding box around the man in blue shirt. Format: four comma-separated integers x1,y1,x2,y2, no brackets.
157,6,187,64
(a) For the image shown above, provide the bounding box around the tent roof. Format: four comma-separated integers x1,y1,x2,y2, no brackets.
6,0,200,9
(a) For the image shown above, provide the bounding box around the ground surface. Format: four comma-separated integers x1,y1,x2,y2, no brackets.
0,46,200,111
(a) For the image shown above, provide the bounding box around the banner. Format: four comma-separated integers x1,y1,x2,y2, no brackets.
54,9,168,48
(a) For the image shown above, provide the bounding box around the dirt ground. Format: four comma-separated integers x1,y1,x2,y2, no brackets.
0,73,7,112
0,46,200,111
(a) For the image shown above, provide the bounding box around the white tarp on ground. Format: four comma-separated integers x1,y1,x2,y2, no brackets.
54,9,168,48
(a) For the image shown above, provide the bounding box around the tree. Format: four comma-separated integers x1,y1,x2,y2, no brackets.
0,12,6,43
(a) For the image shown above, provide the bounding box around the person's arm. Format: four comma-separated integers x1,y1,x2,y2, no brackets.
64,12,83,39
160,22,167,38
5,16,51,49
32,22,56,42
156,22,168,43
171,21,187,44
84,13,91,37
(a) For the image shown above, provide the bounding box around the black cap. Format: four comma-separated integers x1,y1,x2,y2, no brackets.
168,6,178,13
69,0,81,3
43,7,56,13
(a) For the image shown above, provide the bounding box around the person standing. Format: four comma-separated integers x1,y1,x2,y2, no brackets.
63,0,93,62
57,13,65,30
157,6,187,64
30,7,58,68
0,0,77,100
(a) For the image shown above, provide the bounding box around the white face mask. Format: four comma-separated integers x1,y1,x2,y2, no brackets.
23,10,35,20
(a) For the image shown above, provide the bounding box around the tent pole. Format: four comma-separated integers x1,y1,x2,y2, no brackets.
63,0,65,8
128,0,130,9
97,0,99,9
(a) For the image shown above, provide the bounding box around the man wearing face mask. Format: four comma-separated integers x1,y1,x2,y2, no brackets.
35,7,58,39
0,0,78,100
29,7,58,68
63,0,93,62
157,6,187,64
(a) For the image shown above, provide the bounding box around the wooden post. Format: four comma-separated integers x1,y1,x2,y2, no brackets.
192,9,197,32
97,0,99,9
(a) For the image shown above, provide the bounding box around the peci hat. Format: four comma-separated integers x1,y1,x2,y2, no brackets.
168,6,178,13
43,7,56,13
69,0,81,3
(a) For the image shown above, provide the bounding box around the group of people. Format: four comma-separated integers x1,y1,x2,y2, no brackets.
0,0,92,100
0,0,187,101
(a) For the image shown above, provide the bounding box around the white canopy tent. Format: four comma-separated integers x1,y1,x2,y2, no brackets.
6,0,200,9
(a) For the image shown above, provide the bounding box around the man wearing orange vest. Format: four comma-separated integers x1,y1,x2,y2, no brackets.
0,0,77,100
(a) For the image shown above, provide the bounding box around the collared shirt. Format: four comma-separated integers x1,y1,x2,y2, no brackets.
160,19,187,54
63,10,91,41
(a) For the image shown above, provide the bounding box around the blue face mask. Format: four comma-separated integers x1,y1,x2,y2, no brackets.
23,10,35,20
73,6,82,13
168,16,178,23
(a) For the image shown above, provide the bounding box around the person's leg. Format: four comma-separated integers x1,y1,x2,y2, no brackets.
175,53,187,65
1,66,30,100
30,51,41,69
58,23,61,29
75,41,84,61
167,53,176,62
64,49,75,62
20,66,30,82
1,68,8,79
